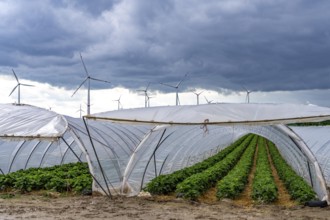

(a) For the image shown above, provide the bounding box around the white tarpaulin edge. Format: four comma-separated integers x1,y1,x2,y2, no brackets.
0,104,68,139
87,103,330,125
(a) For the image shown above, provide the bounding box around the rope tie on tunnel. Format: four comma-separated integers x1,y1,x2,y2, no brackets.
200,119,209,135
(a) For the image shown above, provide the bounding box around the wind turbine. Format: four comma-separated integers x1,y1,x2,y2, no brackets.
9,69,34,105
146,93,153,107
113,95,122,110
76,104,85,118
193,90,204,105
204,96,213,104
242,86,253,103
137,82,151,108
160,74,188,106
71,53,111,115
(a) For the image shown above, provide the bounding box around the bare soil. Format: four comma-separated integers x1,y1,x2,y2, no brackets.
0,193,330,220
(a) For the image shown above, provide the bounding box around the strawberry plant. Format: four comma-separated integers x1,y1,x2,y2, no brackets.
146,134,253,194
268,141,316,204
216,135,257,199
0,162,92,194
252,137,278,203
175,134,254,200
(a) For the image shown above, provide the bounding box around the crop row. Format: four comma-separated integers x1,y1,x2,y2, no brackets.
175,134,254,200
0,162,92,193
216,135,257,199
145,134,252,194
252,137,278,203
267,141,316,204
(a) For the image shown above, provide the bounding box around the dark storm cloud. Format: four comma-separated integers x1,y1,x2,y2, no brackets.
0,0,330,92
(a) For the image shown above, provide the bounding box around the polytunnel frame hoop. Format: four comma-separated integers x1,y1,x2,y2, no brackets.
60,136,111,197
59,138,75,165
83,117,113,199
8,141,25,173
159,154,169,176
287,135,313,186
39,142,53,168
24,141,41,170
66,126,112,196
276,124,329,203
140,129,174,191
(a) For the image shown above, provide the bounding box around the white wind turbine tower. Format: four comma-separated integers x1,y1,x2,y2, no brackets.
193,90,203,105
113,95,122,110
71,53,111,115
160,74,188,106
146,93,153,107
137,82,151,108
9,69,34,105
243,86,253,103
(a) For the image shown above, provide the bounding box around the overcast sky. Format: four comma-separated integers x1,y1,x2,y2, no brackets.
0,0,330,116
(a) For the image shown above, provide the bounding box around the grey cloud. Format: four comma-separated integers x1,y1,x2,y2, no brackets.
0,0,330,94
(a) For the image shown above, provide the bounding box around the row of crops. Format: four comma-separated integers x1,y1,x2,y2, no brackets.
146,134,316,204
0,162,92,194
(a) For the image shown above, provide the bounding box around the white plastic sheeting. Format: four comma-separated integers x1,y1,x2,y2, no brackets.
85,103,330,202
89,103,330,125
0,116,87,174
0,104,67,139
1,103,330,202
290,126,330,186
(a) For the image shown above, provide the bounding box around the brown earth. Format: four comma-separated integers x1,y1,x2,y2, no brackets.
1,139,329,219
0,193,330,220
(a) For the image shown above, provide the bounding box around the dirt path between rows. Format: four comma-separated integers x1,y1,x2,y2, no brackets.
266,141,297,207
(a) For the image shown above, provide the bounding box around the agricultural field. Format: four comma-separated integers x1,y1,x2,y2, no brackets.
146,134,317,205
0,162,92,196
0,135,328,220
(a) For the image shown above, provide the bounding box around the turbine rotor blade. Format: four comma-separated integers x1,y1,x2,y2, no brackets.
9,84,19,96
160,82,176,89
12,69,19,83
146,82,151,91
89,77,111,84
20,83,34,87
176,78,185,88
72,77,88,97
242,86,248,92
176,73,188,87
80,53,89,77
